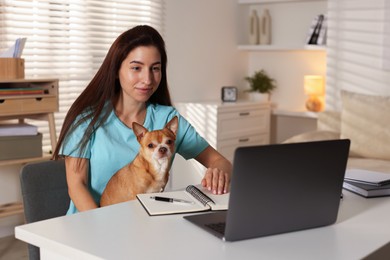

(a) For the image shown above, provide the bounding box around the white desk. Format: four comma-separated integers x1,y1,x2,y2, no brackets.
15,191,390,260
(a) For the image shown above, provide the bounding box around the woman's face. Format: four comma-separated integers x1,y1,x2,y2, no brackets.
118,46,162,104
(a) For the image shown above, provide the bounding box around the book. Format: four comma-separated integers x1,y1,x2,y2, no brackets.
306,14,324,45
316,14,327,45
0,88,46,96
343,180,390,198
136,184,229,216
0,123,38,137
345,169,390,186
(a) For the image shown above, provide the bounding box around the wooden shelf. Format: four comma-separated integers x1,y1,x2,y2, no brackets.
0,153,52,167
238,44,326,51
0,79,59,218
0,202,23,218
238,0,325,4
0,78,58,84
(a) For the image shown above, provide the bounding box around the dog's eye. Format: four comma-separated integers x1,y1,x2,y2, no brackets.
166,140,172,145
148,143,154,148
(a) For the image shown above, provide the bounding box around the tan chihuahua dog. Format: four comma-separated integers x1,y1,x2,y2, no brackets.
100,116,178,207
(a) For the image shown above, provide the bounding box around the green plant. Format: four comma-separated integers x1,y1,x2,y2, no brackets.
244,69,276,94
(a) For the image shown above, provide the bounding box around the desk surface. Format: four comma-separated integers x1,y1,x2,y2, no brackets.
15,191,390,260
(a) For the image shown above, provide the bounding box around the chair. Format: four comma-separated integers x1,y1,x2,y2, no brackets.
20,160,70,260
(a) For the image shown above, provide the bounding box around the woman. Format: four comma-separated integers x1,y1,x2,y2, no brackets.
53,25,232,214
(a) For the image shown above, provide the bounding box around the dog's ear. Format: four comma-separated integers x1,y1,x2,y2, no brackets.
165,116,178,135
132,122,148,142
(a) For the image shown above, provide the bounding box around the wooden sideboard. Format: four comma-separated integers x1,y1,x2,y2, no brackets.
0,78,59,218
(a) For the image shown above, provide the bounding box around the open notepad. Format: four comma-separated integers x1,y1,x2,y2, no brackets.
136,185,229,216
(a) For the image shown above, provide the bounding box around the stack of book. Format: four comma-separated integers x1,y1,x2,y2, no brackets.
0,123,38,137
343,169,390,198
0,88,46,96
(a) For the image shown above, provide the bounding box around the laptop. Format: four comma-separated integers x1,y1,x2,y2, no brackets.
184,139,350,241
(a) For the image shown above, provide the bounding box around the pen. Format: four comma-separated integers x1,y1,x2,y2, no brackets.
150,196,195,205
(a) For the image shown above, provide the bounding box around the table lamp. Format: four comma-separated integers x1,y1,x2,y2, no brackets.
304,75,324,112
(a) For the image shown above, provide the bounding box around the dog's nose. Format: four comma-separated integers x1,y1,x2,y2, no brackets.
159,147,167,154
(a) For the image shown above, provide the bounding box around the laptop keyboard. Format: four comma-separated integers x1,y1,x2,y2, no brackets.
205,222,226,235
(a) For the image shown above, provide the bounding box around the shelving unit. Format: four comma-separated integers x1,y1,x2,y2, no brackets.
236,0,327,51
0,78,59,218
236,0,327,112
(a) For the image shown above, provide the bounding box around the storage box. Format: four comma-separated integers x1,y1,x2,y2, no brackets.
0,58,25,79
0,133,42,160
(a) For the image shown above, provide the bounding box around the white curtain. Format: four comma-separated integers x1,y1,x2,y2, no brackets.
326,0,390,111
0,0,165,152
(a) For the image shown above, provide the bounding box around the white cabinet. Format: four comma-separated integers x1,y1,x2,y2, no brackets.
271,109,318,144
169,101,270,190
176,101,271,162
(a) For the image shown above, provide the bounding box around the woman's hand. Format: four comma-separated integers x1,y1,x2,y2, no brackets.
195,146,232,195
201,167,230,194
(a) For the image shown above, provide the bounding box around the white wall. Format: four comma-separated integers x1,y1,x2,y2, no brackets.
165,0,248,103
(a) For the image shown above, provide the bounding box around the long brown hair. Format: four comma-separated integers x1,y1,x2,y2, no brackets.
53,25,172,160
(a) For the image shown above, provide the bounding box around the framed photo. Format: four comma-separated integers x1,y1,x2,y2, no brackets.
221,86,238,102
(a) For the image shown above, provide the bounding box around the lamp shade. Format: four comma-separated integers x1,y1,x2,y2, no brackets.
304,75,324,96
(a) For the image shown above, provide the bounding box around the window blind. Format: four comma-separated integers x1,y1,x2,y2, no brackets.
326,0,390,110
0,0,165,152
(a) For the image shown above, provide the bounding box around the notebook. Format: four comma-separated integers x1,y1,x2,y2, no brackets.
137,184,229,216
344,169,390,186
184,139,350,242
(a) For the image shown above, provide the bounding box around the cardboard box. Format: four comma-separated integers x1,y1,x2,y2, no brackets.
0,133,42,160
0,58,25,80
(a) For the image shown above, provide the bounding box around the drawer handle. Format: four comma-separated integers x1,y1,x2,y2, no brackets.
239,112,250,116
0,99,4,104
36,97,43,101
239,138,250,142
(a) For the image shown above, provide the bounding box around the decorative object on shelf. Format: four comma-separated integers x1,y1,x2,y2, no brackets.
221,86,238,102
259,9,271,45
248,10,259,45
0,58,25,80
306,14,327,46
304,75,324,112
244,69,276,102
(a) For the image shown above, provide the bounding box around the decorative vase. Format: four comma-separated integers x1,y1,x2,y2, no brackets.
259,9,271,45
249,92,270,102
248,10,259,45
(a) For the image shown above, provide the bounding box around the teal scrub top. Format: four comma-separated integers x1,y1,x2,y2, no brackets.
60,103,209,214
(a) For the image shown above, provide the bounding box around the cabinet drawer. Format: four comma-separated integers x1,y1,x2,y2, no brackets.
0,96,58,116
218,108,270,140
217,133,269,162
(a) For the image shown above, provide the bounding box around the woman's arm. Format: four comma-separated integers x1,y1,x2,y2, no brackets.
195,146,232,195
65,156,98,211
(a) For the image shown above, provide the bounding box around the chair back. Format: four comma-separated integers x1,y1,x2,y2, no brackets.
20,159,70,260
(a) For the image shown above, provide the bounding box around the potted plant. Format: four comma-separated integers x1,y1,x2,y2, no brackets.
244,69,276,101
